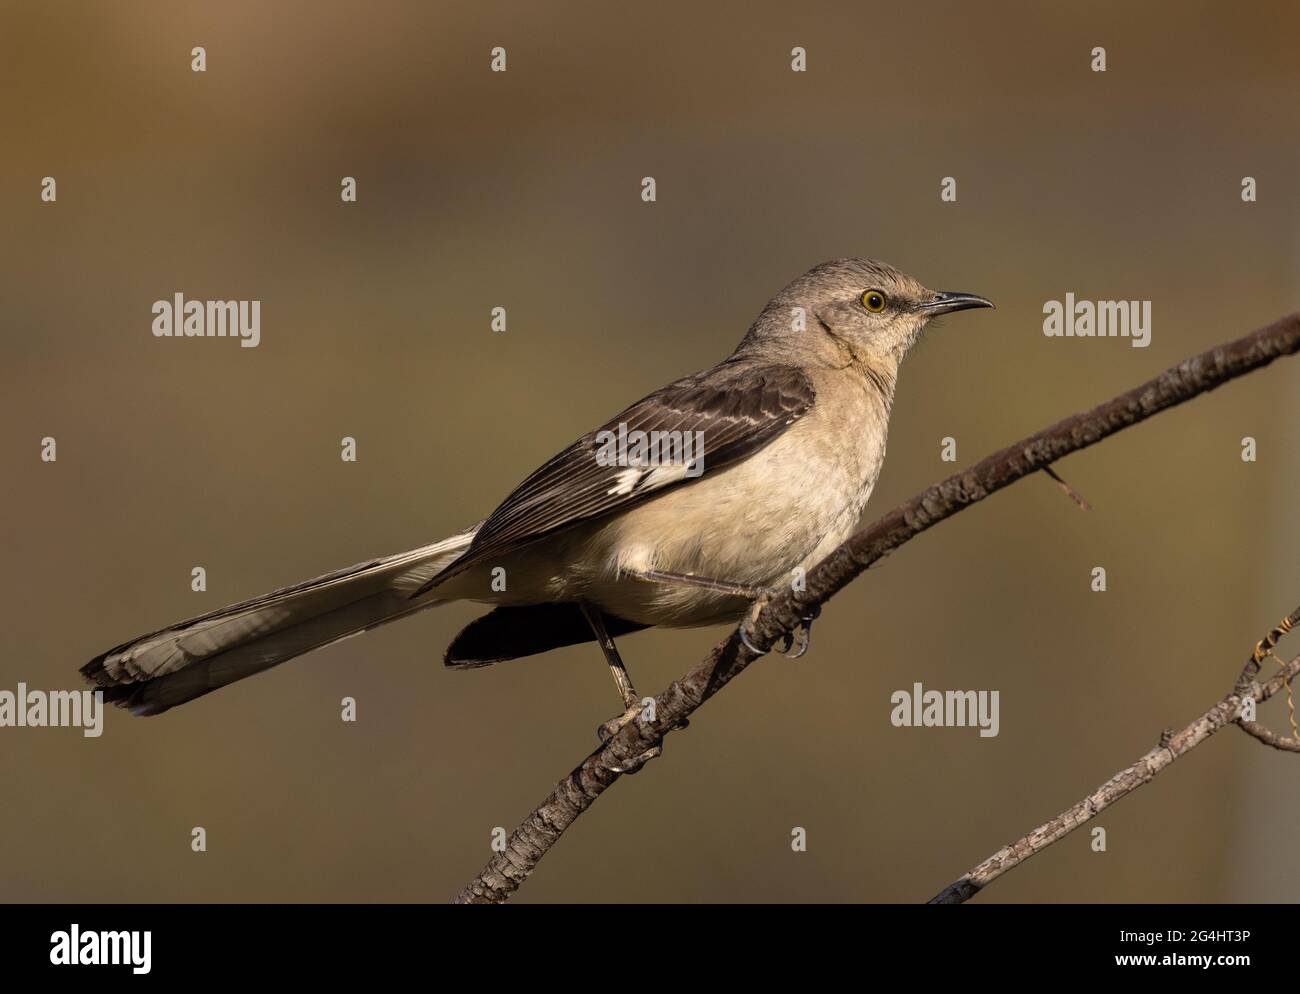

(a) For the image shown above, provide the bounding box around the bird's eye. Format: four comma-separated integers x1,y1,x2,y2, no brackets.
862,290,887,312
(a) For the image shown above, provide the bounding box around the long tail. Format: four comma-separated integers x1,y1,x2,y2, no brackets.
81,525,479,715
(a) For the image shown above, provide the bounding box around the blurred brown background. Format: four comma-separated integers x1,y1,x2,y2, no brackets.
2,0,1298,903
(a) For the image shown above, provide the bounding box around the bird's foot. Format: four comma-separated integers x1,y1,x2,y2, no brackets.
610,743,662,775
781,604,821,659
739,595,821,659
596,704,643,743
596,705,669,775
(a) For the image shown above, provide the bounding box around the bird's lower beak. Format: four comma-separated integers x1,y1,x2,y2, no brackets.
918,291,995,315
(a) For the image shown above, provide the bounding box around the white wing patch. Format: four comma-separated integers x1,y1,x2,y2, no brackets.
606,467,643,496
605,460,698,497
641,462,693,489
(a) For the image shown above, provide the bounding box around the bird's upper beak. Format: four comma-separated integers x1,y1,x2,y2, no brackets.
917,291,995,316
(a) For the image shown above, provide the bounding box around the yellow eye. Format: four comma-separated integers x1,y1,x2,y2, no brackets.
862,290,887,312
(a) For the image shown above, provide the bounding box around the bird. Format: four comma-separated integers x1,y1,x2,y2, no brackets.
82,258,992,768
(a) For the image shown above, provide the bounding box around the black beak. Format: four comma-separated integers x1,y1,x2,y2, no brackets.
918,291,995,316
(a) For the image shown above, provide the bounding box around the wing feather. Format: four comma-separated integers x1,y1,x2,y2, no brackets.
420,360,814,591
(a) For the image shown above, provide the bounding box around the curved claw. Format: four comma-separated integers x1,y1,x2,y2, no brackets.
782,626,809,659
739,624,768,656
781,605,822,660
740,600,821,659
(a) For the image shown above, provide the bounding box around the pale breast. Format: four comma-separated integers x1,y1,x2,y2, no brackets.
575,377,891,626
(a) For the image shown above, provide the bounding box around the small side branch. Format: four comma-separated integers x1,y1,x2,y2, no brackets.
1238,720,1300,753
1041,464,1092,510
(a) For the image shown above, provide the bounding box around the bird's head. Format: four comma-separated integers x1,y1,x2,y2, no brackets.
742,258,993,371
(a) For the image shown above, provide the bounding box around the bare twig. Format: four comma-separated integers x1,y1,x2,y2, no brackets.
454,313,1300,904
1238,720,1300,752
1041,464,1092,510
929,605,1300,904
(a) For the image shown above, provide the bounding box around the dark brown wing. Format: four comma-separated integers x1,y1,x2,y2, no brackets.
419,359,815,592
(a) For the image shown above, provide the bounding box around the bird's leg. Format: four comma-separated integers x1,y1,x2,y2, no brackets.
632,569,768,601
578,601,663,773
630,569,820,659
580,601,640,716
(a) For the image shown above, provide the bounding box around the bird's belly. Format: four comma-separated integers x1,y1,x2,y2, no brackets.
582,426,880,626
445,407,885,629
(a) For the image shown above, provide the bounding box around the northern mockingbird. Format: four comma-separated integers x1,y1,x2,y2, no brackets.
83,258,992,765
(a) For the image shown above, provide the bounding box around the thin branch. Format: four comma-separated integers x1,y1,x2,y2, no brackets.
1041,464,1092,510
1238,720,1300,752
454,312,1300,904
929,605,1300,904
